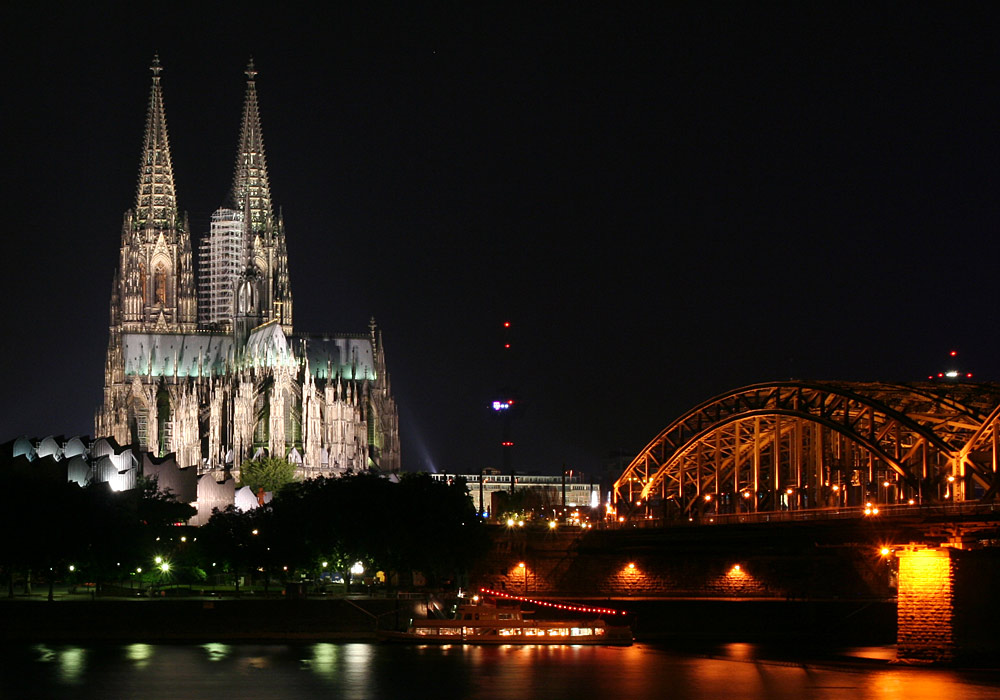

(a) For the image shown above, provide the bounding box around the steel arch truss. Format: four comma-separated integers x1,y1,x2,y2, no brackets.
613,382,1000,519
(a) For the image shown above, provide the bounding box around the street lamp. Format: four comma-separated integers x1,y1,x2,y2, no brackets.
349,562,364,594
517,561,526,594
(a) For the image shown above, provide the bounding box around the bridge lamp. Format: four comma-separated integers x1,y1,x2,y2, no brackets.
880,547,891,557
703,494,712,502
947,475,955,483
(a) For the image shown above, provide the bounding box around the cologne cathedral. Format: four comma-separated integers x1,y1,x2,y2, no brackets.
96,57,400,477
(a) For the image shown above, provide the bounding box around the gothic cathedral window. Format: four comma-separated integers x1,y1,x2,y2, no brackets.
155,264,167,305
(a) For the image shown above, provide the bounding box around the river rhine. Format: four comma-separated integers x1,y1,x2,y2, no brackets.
3,642,999,699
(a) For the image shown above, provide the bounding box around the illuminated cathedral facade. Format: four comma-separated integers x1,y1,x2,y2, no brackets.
96,57,400,477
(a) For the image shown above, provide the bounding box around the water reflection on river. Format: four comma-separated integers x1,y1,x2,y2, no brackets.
3,641,998,699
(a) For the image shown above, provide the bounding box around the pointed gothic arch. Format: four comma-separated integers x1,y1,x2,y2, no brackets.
156,385,172,457
127,394,150,453
139,262,147,307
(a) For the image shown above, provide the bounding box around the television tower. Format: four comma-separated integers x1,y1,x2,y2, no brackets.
490,320,522,495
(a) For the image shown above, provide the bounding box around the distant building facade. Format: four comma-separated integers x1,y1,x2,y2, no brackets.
95,57,399,478
430,470,600,515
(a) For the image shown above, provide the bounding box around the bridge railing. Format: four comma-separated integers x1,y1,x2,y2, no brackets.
610,500,1000,528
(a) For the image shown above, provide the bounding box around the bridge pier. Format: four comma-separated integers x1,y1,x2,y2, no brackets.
896,546,957,663
896,544,1000,665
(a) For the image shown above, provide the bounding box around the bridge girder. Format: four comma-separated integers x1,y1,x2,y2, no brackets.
613,381,1000,519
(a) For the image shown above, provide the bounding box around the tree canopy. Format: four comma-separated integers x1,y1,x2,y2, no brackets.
202,472,488,588
238,456,297,495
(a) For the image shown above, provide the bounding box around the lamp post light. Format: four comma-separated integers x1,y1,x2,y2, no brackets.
517,561,526,594
350,561,364,595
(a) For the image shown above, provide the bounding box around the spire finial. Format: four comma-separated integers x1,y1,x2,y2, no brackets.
245,57,257,81
136,54,177,228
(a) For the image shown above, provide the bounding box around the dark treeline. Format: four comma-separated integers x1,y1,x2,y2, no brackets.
0,457,485,596
0,457,195,598
200,472,487,590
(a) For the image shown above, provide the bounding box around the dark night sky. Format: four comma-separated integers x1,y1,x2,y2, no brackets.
2,4,998,475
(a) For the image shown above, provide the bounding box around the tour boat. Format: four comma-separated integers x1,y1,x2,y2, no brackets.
380,591,633,645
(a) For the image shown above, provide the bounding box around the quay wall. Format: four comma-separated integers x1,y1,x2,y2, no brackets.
471,522,892,601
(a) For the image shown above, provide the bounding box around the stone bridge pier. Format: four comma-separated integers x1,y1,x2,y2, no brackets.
896,544,1000,665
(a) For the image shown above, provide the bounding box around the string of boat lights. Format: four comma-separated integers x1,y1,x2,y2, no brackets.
479,588,627,616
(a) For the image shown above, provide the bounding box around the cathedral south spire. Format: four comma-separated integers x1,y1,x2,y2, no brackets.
135,54,178,231
200,59,291,333
232,58,273,235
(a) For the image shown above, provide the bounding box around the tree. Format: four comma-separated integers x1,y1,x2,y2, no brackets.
239,457,297,495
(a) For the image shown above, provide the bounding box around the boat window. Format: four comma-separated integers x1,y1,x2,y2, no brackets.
439,627,461,636
571,628,593,636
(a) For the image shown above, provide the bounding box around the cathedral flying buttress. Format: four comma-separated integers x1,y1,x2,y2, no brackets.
96,57,400,478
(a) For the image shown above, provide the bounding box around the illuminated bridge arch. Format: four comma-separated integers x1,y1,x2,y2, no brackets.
612,381,1000,520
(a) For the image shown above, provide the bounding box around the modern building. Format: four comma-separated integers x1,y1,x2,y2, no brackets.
96,57,400,479
430,470,600,516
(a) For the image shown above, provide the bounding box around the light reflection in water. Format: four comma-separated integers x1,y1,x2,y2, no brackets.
202,642,231,662
126,643,153,668
56,646,87,684
3,643,998,699
308,642,338,677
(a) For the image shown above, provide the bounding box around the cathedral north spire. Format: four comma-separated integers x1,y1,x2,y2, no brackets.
135,54,178,230
232,57,273,235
